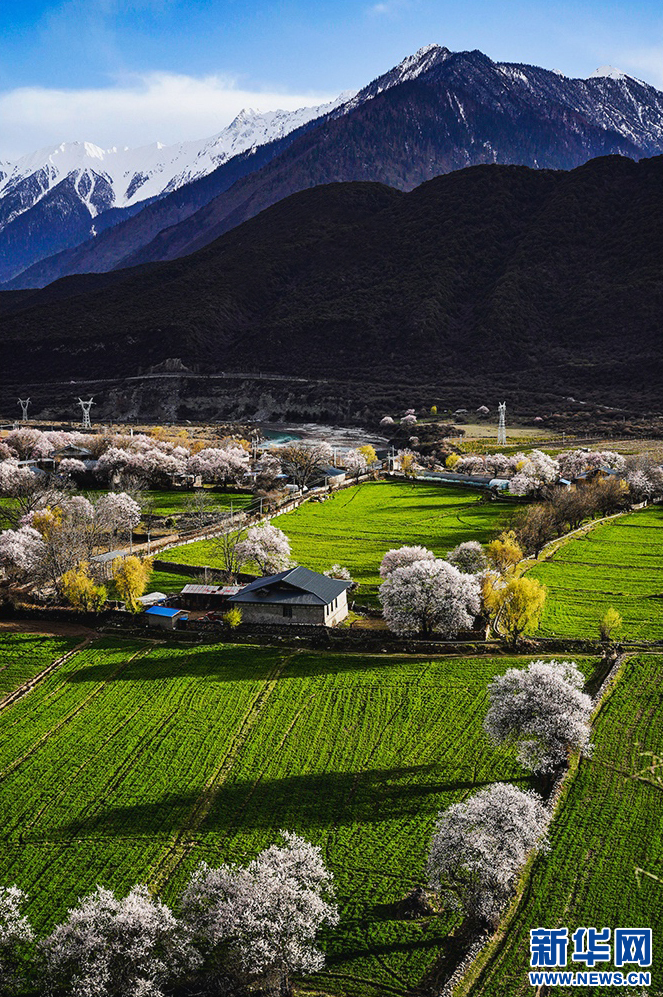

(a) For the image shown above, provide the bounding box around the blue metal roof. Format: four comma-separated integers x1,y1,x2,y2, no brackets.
145,606,183,617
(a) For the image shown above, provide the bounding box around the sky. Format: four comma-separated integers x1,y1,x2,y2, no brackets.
1,0,662,160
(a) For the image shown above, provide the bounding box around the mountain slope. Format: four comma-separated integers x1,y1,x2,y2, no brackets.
10,44,663,289
1,154,662,403
0,93,352,285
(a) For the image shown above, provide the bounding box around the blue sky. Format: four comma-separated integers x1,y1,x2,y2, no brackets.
1,0,662,159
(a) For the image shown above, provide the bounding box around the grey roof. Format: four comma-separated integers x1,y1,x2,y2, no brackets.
91,549,126,563
229,565,349,606
181,584,222,595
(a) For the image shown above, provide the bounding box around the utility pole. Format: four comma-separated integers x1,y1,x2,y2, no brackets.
78,397,94,430
497,402,507,447
17,398,30,422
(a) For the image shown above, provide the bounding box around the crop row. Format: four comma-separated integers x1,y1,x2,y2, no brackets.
0,638,286,929
0,632,79,698
464,653,663,997
0,636,602,997
166,652,599,996
530,508,663,639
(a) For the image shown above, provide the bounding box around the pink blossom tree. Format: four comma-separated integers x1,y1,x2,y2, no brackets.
235,522,293,575
343,448,367,482
379,545,435,579
95,493,142,549
0,526,47,580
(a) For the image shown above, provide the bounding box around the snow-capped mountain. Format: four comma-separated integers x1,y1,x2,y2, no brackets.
0,91,354,283
0,91,354,225
6,43,663,290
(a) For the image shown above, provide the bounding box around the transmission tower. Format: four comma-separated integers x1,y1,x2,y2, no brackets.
78,397,94,430
17,398,30,422
497,401,507,446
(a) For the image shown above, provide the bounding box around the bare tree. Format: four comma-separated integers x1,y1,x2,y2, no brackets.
278,442,333,489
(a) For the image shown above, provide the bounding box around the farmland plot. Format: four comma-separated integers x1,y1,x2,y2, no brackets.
0,632,79,697
0,635,601,996
0,638,285,927
530,507,663,639
461,654,663,997
160,482,509,600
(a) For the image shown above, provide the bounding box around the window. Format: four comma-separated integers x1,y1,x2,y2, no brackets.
282,606,293,618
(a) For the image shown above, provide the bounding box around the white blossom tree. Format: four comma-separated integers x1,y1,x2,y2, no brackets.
427,783,548,924
343,449,367,482
0,526,47,580
379,416,394,427
0,885,34,994
235,522,293,576
446,541,487,575
379,559,481,637
41,884,199,997
379,545,435,579
180,832,339,996
401,414,417,430
483,659,593,774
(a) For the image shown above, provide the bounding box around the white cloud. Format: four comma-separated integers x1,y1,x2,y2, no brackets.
368,0,411,18
0,72,338,162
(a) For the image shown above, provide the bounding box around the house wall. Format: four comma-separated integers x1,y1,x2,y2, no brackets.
147,614,180,630
323,589,349,627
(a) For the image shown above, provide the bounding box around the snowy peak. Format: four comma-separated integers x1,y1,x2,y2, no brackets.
392,43,452,82
0,90,355,230
589,65,633,81
341,43,452,111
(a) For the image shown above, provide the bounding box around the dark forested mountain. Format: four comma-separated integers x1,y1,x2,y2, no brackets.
6,45,663,290
2,154,663,404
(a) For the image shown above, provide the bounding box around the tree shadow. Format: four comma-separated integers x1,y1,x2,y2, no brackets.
35,767,536,843
64,645,470,683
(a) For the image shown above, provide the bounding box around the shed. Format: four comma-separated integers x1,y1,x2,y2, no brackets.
228,565,349,626
138,591,169,608
179,583,243,610
144,606,188,630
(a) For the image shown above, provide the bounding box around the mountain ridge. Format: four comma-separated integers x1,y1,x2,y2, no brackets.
7,43,663,291
1,154,662,406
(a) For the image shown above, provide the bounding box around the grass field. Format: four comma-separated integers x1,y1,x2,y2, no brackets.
82,487,254,518
529,506,663,640
0,633,598,995
0,632,79,696
159,482,511,601
461,653,663,997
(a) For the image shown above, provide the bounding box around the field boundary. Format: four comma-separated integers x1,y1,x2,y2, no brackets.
0,635,92,713
449,653,630,997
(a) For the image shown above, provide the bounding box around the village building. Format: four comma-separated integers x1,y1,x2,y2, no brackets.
228,565,350,626
144,606,188,630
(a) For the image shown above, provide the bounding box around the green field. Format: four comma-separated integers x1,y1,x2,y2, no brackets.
0,633,592,995
529,507,663,640
83,487,254,518
159,481,510,600
462,654,663,997
0,632,79,696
